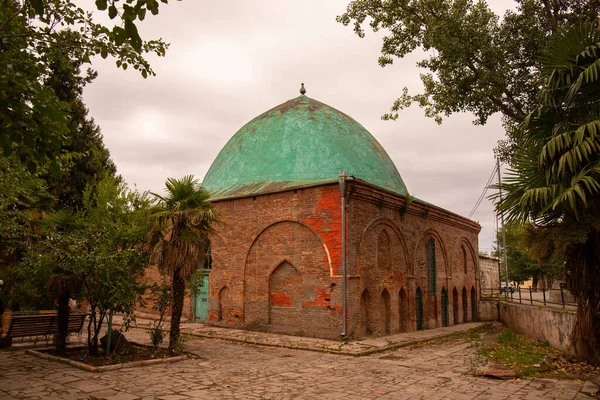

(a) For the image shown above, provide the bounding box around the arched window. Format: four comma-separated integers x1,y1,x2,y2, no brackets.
426,238,436,294
377,230,390,269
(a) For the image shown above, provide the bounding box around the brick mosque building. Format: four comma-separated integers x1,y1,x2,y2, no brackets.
196,85,481,339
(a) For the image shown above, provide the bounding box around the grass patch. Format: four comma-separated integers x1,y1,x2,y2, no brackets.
477,326,557,377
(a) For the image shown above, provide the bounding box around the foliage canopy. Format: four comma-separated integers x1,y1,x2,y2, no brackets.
0,0,173,172
337,0,599,156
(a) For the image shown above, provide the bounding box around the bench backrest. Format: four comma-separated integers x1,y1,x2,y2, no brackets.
6,314,56,338
7,313,87,338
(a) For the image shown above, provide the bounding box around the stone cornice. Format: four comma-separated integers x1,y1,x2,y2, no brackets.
348,180,481,234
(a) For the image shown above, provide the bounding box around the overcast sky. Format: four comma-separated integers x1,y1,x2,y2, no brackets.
82,0,514,254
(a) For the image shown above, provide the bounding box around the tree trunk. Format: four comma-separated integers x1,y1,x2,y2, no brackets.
169,269,185,353
87,316,96,356
532,276,539,292
55,290,70,357
567,231,600,366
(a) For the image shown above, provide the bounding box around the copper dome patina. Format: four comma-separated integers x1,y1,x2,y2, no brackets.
202,94,407,199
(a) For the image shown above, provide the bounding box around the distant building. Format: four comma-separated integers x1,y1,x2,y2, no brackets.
478,255,499,290
193,88,481,339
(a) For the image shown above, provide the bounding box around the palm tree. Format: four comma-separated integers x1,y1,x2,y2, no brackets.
498,22,600,365
149,175,219,352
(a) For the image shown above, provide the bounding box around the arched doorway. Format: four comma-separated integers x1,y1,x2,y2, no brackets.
194,239,212,322
269,261,302,329
381,289,391,335
452,287,459,324
471,286,478,322
441,287,449,327
399,288,408,332
462,287,469,323
360,289,373,337
416,287,424,331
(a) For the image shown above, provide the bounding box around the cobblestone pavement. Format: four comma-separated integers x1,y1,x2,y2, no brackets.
137,318,486,356
1,327,598,400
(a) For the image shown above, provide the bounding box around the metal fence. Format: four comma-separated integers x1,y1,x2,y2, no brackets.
480,286,577,310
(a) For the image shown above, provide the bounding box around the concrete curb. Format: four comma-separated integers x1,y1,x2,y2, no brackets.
25,344,188,373
184,323,485,357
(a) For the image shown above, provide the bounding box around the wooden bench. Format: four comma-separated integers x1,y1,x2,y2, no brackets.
1,312,87,348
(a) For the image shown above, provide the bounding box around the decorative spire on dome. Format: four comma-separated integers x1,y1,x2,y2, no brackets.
300,83,306,95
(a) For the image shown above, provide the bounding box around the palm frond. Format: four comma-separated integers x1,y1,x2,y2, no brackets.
148,175,220,280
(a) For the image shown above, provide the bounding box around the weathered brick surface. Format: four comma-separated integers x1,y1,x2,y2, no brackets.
479,255,500,290
206,185,343,337
188,180,480,340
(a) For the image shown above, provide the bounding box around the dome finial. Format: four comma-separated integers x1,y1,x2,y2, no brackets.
300,83,306,95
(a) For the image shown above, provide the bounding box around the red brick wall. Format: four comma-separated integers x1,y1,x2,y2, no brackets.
202,180,480,340
207,185,343,337
345,181,480,338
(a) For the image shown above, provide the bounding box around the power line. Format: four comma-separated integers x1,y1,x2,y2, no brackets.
467,164,498,219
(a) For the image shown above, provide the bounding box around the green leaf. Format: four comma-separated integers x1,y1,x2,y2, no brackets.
29,0,45,16
113,26,127,46
108,5,118,19
95,0,108,11
124,19,139,40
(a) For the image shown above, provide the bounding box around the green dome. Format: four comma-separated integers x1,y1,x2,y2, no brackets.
202,95,407,199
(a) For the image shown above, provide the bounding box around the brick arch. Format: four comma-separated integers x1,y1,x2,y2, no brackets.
356,217,411,276
413,229,448,329
456,237,478,278
243,220,331,333
471,286,478,322
218,286,232,322
412,228,449,278
268,261,302,328
245,218,333,275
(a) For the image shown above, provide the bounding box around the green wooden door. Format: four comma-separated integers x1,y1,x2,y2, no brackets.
194,273,210,322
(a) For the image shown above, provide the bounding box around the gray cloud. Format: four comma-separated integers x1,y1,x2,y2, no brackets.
83,0,513,255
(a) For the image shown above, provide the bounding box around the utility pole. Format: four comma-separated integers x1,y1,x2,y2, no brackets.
495,212,502,293
496,158,510,291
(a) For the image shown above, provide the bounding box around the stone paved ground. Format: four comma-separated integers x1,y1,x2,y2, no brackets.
1,326,598,400
137,318,486,356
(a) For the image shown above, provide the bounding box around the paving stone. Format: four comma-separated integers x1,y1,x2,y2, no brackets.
105,393,140,400
0,323,598,400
